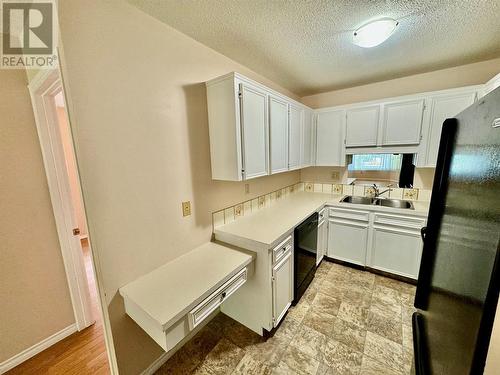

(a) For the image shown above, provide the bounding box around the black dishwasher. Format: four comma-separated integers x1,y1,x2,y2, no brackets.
293,212,318,304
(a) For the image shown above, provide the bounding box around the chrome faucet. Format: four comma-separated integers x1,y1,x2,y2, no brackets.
373,183,395,198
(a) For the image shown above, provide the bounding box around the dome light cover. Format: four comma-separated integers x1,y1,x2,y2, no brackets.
353,18,398,48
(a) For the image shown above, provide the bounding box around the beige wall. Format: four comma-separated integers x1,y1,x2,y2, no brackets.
58,1,300,373
0,69,75,362
301,57,500,108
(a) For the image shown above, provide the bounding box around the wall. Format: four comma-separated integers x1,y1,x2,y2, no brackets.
57,1,300,373
0,69,75,362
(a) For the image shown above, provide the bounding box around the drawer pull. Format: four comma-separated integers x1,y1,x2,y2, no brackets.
220,291,227,302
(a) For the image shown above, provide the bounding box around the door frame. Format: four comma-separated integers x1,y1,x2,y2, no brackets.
29,68,94,330
28,67,118,374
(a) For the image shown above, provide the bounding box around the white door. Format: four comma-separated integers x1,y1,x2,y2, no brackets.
240,84,269,179
316,110,345,166
272,250,293,327
381,99,425,146
269,96,289,174
369,226,422,279
288,105,302,170
301,109,313,167
425,92,476,167
345,105,380,147
327,218,368,266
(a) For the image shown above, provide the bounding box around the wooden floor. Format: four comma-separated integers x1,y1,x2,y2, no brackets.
7,241,110,375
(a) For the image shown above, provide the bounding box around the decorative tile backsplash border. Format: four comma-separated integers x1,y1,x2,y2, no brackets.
212,181,431,230
212,182,305,229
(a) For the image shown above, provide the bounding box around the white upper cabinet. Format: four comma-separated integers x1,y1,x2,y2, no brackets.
424,91,476,167
269,95,289,174
316,110,345,166
345,105,380,147
240,83,269,179
288,104,302,170
301,109,314,168
381,99,425,146
206,73,311,181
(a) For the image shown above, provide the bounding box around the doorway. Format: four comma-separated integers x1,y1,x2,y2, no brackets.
7,68,115,374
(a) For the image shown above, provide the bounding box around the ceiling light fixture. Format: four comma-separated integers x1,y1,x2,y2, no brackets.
353,18,398,48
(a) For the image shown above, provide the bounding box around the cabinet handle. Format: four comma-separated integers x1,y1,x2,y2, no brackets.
220,291,227,302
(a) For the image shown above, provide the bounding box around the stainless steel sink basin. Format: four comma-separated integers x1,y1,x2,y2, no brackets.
341,196,375,205
375,199,414,209
341,196,414,209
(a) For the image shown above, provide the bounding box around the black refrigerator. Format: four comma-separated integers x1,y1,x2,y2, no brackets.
413,87,500,374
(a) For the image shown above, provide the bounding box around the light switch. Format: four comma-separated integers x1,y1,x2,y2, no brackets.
182,201,191,217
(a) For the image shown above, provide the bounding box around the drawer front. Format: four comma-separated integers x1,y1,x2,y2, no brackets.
318,208,326,223
374,212,426,230
329,207,369,222
188,267,247,330
273,235,292,264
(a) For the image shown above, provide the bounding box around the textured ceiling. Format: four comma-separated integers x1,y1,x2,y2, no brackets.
127,0,500,96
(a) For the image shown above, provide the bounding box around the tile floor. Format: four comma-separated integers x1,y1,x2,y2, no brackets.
156,261,416,375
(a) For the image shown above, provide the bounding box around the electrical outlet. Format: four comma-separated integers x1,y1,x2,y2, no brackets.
245,184,250,194
331,171,340,180
182,201,191,217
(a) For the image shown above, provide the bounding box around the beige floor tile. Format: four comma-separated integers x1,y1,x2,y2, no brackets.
191,362,217,374
274,315,301,340
323,339,363,374
245,334,290,368
331,317,367,352
319,279,346,299
200,338,245,374
337,301,369,327
370,296,402,321
364,332,404,373
290,324,327,361
302,307,335,336
403,346,414,374
342,288,372,309
302,285,319,305
365,311,402,344
233,353,273,375
402,306,415,326
373,284,401,305
316,362,336,375
399,282,416,296
287,300,311,322
402,324,413,349
400,292,416,308
375,275,403,292
359,355,403,375
277,345,320,375
312,291,341,317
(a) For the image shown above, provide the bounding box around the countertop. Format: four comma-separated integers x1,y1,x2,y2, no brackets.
119,242,253,330
214,192,429,250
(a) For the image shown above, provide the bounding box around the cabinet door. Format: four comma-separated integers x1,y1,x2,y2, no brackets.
301,109,313,167
272,250,293,327
269,96,289,174
369,226,422,279
381,99,424,146
316,110,345,166
425,92,476,167
240,84,269,179
288,105,302,170
345,105,380,147
327,218,368,266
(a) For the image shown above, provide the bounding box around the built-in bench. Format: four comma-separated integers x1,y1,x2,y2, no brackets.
119,241,253,351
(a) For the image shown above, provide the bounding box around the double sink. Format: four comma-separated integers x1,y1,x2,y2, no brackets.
342,195,414,209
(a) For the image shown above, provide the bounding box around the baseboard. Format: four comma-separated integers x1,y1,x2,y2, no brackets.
0,323,77,374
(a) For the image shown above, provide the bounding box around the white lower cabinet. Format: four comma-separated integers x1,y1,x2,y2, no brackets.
369,226,422,279
327,217,368,266
367,213,426,279
272,249,293,327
